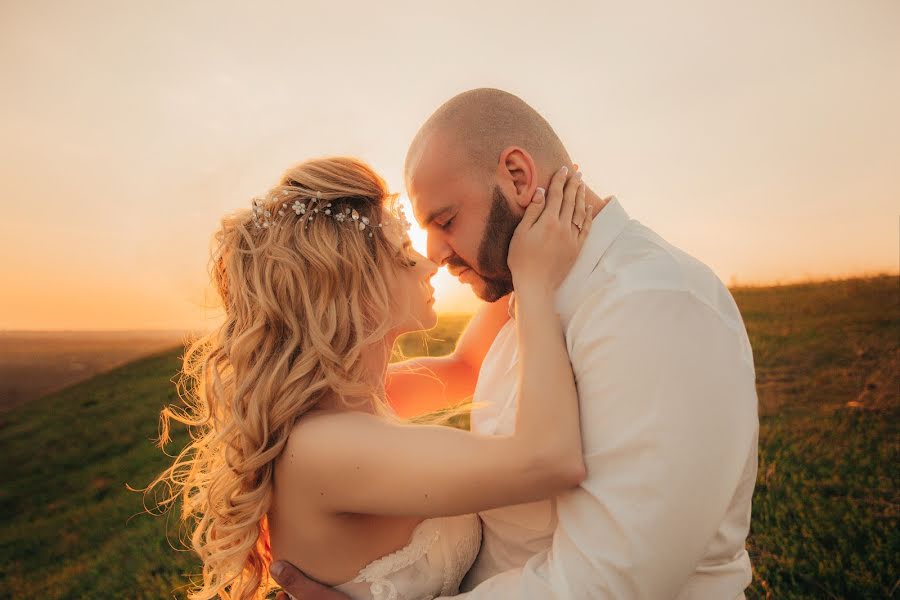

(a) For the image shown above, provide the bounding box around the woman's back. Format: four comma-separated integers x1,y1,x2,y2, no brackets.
269,412,482,599
269,470,424,586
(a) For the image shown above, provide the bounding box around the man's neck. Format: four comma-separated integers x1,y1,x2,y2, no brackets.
585,187,611,219
506,188,612,312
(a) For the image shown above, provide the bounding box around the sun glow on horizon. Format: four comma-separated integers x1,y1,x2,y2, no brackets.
398,194,483,315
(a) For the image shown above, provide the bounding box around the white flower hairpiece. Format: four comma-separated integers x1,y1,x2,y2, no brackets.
251,189,410,238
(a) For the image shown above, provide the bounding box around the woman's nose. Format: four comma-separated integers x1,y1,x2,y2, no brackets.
420,254,439,278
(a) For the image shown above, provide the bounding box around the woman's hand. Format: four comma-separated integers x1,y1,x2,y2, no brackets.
507,165,591,298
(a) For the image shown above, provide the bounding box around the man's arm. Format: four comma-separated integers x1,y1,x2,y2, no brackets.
270,561,347,600
451,289,759,598
387,294,511,418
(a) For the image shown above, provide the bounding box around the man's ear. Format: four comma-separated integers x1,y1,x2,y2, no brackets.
496,146,537,210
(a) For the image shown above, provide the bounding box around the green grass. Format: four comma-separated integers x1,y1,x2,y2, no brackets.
0,348,195,599
0,276,897,599
735,276,899,599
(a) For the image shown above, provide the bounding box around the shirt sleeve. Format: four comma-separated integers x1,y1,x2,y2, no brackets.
447,289,759,599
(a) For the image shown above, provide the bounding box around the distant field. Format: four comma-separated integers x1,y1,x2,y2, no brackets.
395,313,472,358
0,276,896,598
0,330,188,413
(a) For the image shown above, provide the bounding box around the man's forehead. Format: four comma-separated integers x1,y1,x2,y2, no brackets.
408,160,459,223
406,128,469,183
409,172,470,227
406,129,483,221
409,196,446,229
406,127,457,173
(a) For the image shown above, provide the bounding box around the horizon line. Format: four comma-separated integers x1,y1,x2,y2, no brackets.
2,272,896,334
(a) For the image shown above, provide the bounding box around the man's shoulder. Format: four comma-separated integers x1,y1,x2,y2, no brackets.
569,222,741,331
598,221,718,296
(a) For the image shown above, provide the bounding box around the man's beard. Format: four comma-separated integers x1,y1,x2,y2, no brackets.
447,186,519,302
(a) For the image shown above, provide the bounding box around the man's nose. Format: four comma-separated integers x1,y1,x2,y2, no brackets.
426,232,452,266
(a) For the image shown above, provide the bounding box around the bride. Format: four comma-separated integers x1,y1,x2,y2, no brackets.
149,156,591,600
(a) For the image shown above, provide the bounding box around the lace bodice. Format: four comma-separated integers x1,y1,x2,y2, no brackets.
331,514,482,600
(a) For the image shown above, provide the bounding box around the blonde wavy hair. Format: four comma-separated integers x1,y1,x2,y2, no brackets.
145,157,414,599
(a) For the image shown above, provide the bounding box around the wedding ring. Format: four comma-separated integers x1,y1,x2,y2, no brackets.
573,220,583,231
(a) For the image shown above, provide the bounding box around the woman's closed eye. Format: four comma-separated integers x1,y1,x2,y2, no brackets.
440,216,455,231
397,240,417,267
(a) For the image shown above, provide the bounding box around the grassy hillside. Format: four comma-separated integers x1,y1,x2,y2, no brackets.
734,276,898,598
0,330,187,413
0,276,896,599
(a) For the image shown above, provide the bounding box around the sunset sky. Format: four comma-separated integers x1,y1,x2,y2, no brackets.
1,1,897,331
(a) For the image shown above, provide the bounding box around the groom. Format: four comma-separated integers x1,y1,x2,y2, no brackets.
272,89,759,599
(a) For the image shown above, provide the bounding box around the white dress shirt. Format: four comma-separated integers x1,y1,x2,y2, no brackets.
451,198,759,599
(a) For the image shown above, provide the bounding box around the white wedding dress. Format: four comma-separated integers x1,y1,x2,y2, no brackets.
324,514,482,600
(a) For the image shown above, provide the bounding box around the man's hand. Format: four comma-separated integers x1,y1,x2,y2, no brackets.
270,561,350,600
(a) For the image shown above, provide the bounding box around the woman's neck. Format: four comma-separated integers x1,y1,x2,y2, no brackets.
317,332,397,414
363,334,396,402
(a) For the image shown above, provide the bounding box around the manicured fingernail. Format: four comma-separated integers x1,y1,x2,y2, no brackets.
535,187,545,201
560,166,568,176
574,171,583,180
270,562,284,577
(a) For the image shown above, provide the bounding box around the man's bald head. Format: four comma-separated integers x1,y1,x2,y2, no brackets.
405,88,571,178
404,89,572,302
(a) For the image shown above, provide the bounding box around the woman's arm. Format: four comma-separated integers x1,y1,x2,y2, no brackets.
285,166,590,518
385,295,511,418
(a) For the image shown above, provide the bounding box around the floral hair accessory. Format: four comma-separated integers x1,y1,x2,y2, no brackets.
251,189,410,239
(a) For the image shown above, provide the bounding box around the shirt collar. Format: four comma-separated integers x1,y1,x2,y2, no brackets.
508,196,630,321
